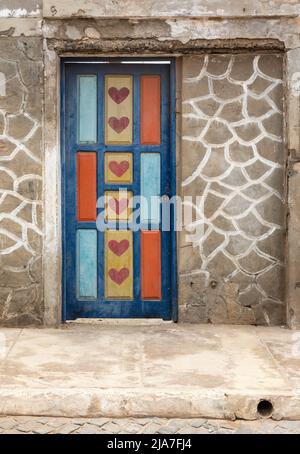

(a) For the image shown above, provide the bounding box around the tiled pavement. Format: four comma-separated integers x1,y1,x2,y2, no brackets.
0,417,299,434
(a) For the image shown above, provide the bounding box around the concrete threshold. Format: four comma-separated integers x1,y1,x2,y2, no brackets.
0,324,299,420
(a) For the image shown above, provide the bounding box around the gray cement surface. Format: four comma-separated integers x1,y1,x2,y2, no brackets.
0,322,299,419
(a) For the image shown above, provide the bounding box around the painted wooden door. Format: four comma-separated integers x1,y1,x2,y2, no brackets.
62,59,176,320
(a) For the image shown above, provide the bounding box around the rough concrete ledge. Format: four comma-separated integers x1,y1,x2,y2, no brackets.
0,388,299,420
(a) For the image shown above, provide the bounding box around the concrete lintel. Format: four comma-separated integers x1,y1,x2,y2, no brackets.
41,16,300,51
45,38,285,56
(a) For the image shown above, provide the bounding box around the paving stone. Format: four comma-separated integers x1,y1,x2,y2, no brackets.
0,418,17,430
15,423,34,433
141,423,163,434
89,417,111,427
217,420,239,430
96,429,114,434
165,419,189,432
156,426,178,434
234,424,254,434
45,419,67,428
56,423,79,434
187,426,209,434
12,417,31,424
75,424,103,434
31,424,53,434
37,417,56,424
130,418,153,426
101,422,122,433
178,426,209,434
255,420,277,433
272,426,290,434
202,421,214,429
190,419,206,428
119,422,145,434
277,420,300,430
216,428,234,434
106,418,131,426
150,417,167,424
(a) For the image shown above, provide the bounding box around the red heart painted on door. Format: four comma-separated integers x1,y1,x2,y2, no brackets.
108,239,129,256
109,160,129,177
108,197,129,215
108,87,129,104
108,116,129,134
108,267,129,285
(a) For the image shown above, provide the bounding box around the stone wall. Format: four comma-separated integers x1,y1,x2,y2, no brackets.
0,37,43,326
179,54,285,325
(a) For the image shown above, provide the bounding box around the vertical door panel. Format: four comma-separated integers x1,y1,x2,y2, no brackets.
105,230,133,299
141,153,161,223
105,190,133,221
140,75,161,145
77,75,97,143
141,231,161,300
76,229,97,299
105,75,133,144
105,152,133,184
77,152,97,221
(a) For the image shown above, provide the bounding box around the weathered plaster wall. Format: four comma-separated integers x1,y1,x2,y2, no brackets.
0,1,42,17
1,0,300,327
179,54,285,325
0,36,43,326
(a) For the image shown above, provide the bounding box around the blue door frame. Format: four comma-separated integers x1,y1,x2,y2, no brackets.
61,58,177,321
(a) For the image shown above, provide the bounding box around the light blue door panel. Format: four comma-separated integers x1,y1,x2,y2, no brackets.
76,229,97,298
77,75,97,144
141,153,161,224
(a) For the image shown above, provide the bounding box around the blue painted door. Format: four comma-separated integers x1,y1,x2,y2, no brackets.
62,59,176,320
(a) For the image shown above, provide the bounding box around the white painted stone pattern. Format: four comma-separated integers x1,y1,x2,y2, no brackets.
181,54,285,325
0,39,43,325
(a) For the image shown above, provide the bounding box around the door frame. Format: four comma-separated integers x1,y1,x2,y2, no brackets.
60,57,177,321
